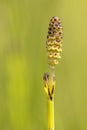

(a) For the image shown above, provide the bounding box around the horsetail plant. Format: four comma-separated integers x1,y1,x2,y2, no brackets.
43,16,63,130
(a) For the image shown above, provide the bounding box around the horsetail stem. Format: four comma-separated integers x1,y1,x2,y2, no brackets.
43,16,63,130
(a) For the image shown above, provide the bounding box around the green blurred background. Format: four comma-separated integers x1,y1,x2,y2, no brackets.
0,0,87,130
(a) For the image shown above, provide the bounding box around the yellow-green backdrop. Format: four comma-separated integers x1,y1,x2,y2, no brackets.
0,0,87,130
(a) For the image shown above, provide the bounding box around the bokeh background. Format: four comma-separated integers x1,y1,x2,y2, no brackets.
0,0,87,130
